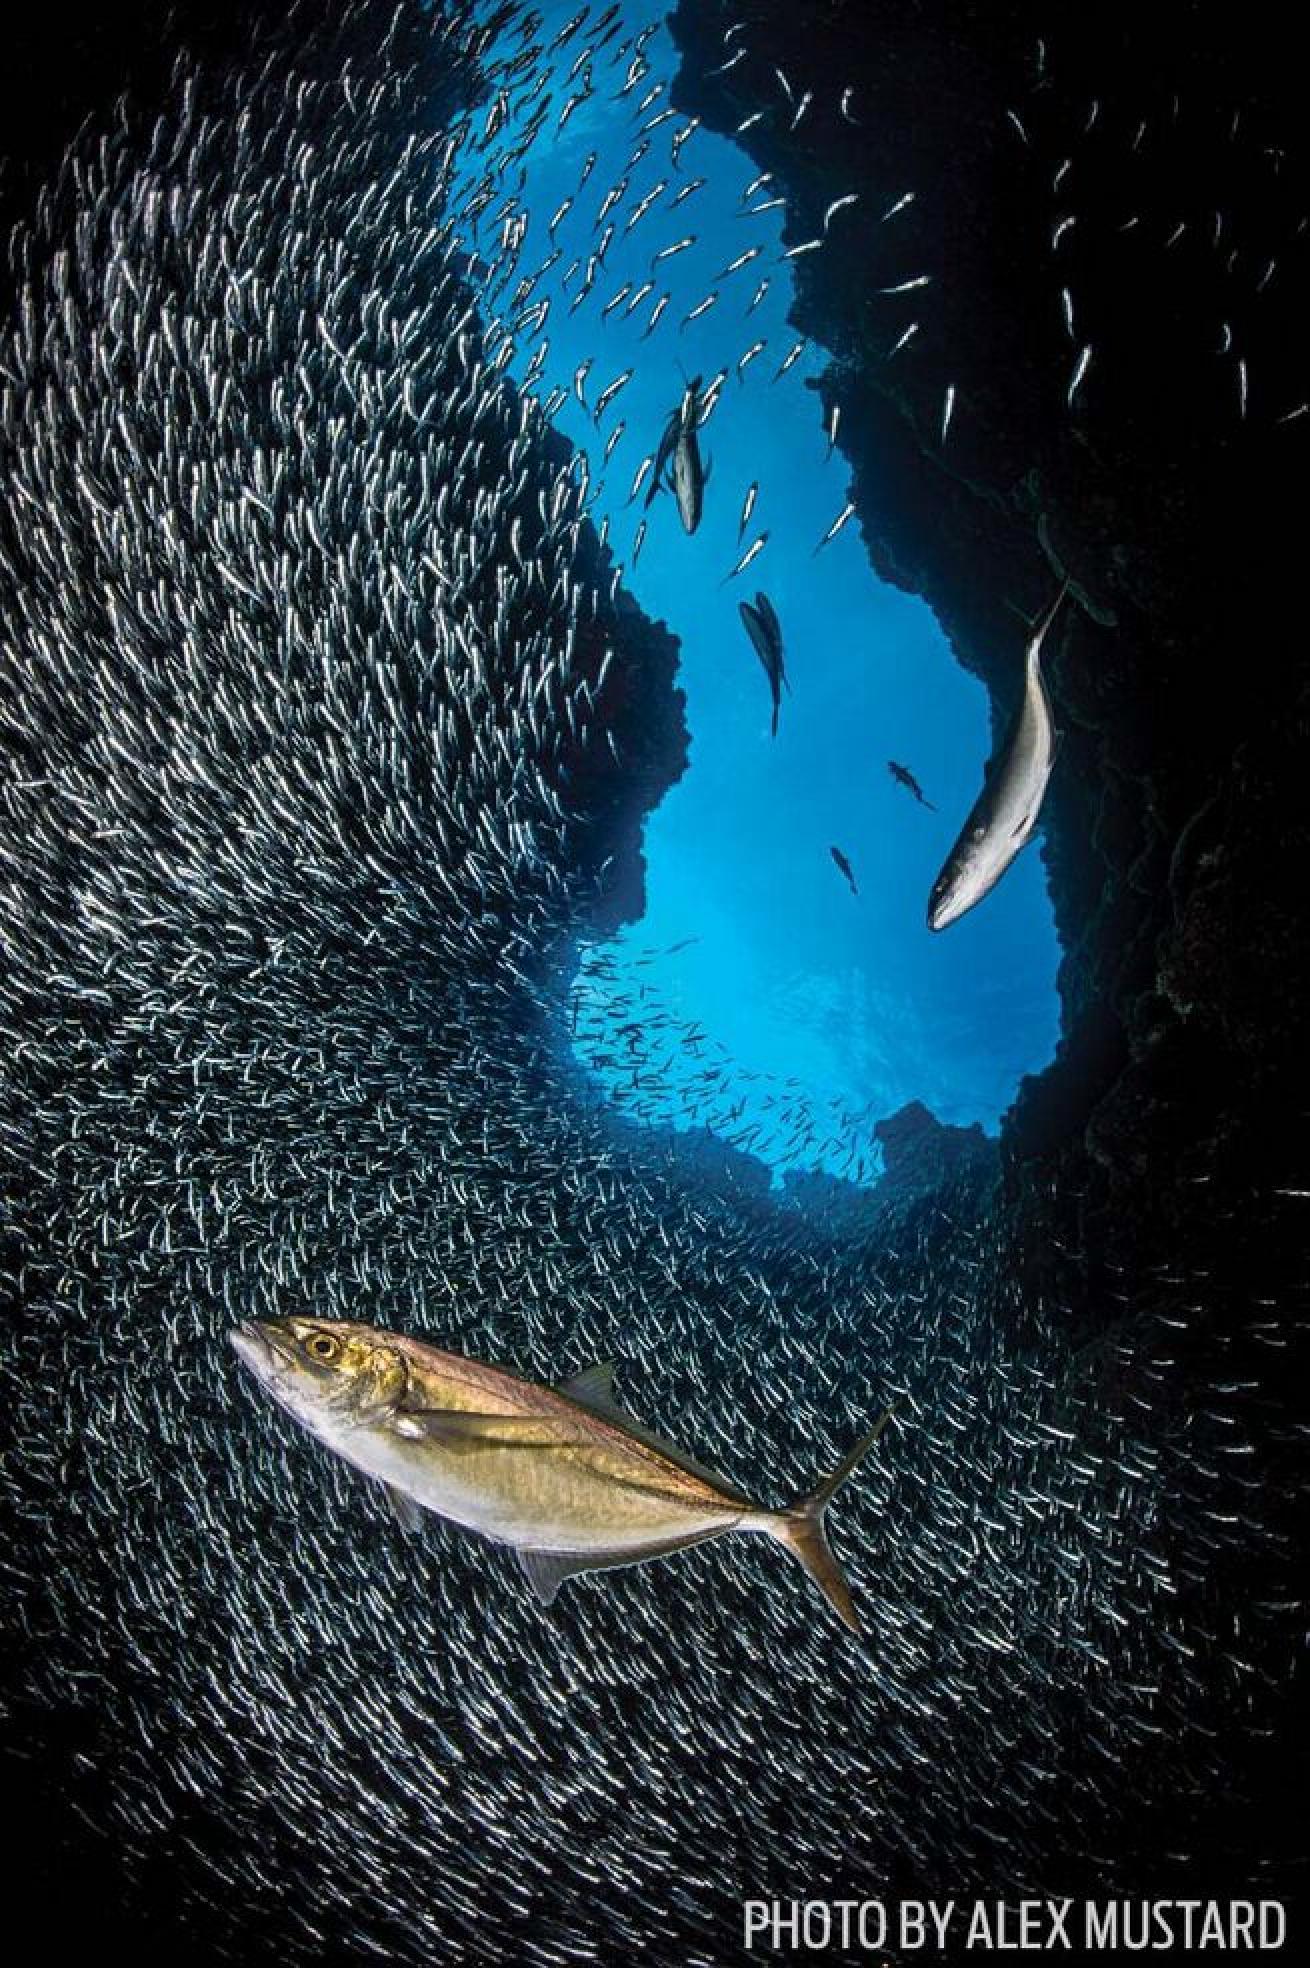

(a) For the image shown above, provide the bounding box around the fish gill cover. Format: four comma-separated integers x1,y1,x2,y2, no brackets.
0,1,1308,1964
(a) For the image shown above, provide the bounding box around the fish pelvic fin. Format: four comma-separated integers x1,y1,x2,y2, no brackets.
772,1405,897,1638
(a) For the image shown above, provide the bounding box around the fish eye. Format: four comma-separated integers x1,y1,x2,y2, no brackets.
305,1332,339,1362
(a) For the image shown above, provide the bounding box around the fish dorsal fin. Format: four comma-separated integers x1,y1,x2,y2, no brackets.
558,1361,622,1415
379,1482,424,1534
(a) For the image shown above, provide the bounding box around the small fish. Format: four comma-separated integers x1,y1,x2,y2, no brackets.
651,236,695,269
830,846,858,896
736,340,766,383
878,275,931,294
825,402,841,457
230,1318,895,1638
671,177,706,209
642,294,671,338
595,178,629,230
822,194,859,232
940,384,956,444
593,368,633,424
773,338,807,381
573,359,592,409
747,278,770,314
888,761,936,810
724,531,768,581
814,501,855,553
927,585,1068,931
738,481,758,540
782,237,824,261
632,517,648,565
558,92,588,134
603,420,626,466
880,191,915,223
840,88,859,124
624,183,667,236
1067,344,1092,411
680,291,719,330
670,118,700,169
715,246,763,280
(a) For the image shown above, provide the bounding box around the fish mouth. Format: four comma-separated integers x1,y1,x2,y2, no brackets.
229,1317,297,1377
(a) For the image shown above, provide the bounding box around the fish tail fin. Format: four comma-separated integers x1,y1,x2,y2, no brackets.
772,1405,897,1637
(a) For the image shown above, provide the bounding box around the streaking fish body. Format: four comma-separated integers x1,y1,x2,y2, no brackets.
927,585,1068,931
230,1317,893,1636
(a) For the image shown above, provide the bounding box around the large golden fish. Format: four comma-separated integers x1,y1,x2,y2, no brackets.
230,1317,895,1635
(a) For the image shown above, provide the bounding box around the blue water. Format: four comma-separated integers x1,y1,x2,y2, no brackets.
456,2,1062,1182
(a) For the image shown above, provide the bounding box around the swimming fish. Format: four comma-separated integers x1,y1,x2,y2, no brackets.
739,591,788,737
888,760,936,810
647,376,710,533
230,1317,895,1637
724,530,768,581
830,846,858,896
814,501,855,553
927,584,1068,931
592,367,633,424
669,409,709,531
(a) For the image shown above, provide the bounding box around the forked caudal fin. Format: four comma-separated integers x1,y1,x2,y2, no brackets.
772,1405,898,1638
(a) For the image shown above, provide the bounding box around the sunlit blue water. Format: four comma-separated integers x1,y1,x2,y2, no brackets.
455,1,1062,1182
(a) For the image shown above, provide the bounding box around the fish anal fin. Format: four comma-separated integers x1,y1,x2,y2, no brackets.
517,1548,581,1605
517,1523,736,1608
379,1483,424,1534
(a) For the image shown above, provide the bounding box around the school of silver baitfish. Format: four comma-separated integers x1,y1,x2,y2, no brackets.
1,1,1305,1961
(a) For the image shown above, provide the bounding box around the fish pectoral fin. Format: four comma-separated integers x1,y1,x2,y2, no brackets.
558,1361,622,1415
391,1410,595,1449
559,1366,750,1501
379,1482,424,1535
